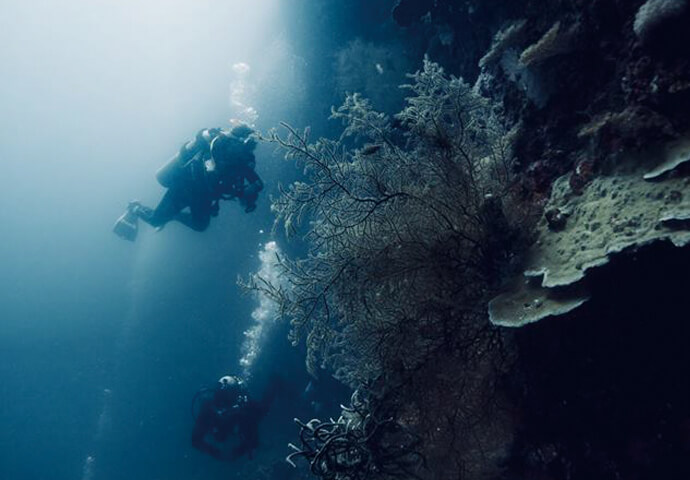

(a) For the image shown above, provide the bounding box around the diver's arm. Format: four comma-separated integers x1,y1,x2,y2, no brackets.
191,430,221,459
230,403,262,459
243,167,263,193
191,406,222,459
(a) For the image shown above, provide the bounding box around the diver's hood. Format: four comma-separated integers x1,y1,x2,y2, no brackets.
218,375,244,390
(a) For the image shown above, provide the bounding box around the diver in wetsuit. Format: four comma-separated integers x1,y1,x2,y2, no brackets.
113,124,263,241
191,374,281,461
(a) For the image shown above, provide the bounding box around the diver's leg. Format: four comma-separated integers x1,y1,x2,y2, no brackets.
135,190,182,228
191,404,223,459
175,198,211,232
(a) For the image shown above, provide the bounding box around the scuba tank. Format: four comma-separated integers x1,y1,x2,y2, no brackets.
156,129,220,188
155,152,183,188
156,140,202,188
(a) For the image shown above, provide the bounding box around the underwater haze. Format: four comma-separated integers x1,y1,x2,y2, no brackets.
6,1,689,480
0,1,337,479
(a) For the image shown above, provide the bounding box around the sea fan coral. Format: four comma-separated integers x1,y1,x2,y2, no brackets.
245,58,516,389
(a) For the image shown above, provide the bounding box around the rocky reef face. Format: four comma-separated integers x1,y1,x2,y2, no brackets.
386,1,690,478
394,0,690,186
390,1,690,478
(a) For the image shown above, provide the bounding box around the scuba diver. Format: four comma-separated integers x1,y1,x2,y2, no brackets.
113,124,263,241
191,374,281,461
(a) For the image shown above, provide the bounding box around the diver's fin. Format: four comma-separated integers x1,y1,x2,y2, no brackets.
113,209,139,242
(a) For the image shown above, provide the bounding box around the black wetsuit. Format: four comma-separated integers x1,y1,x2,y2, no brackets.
135,130,262,231
191,397,244,459
139,160,214,231
191,381,279,460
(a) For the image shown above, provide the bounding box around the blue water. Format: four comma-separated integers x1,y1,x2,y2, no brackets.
0,1,375,478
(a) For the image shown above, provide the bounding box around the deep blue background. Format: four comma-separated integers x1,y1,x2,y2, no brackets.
0,1,412,478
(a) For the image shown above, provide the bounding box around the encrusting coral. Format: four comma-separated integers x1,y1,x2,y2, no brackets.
633,0,688,43
489,135,690,327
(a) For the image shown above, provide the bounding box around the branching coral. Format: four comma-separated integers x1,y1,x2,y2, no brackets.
243,58,516,388
287,388,424,480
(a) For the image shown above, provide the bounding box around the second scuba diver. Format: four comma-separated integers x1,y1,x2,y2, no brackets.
191,374,282,461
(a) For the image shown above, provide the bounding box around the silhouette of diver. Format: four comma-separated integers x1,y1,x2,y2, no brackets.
191,374,281,461
113,124,263,241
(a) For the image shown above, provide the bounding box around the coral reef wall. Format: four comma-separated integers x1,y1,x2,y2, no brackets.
262,1,690,479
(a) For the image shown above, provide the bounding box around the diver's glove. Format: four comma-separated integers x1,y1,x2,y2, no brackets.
239,193,257,213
